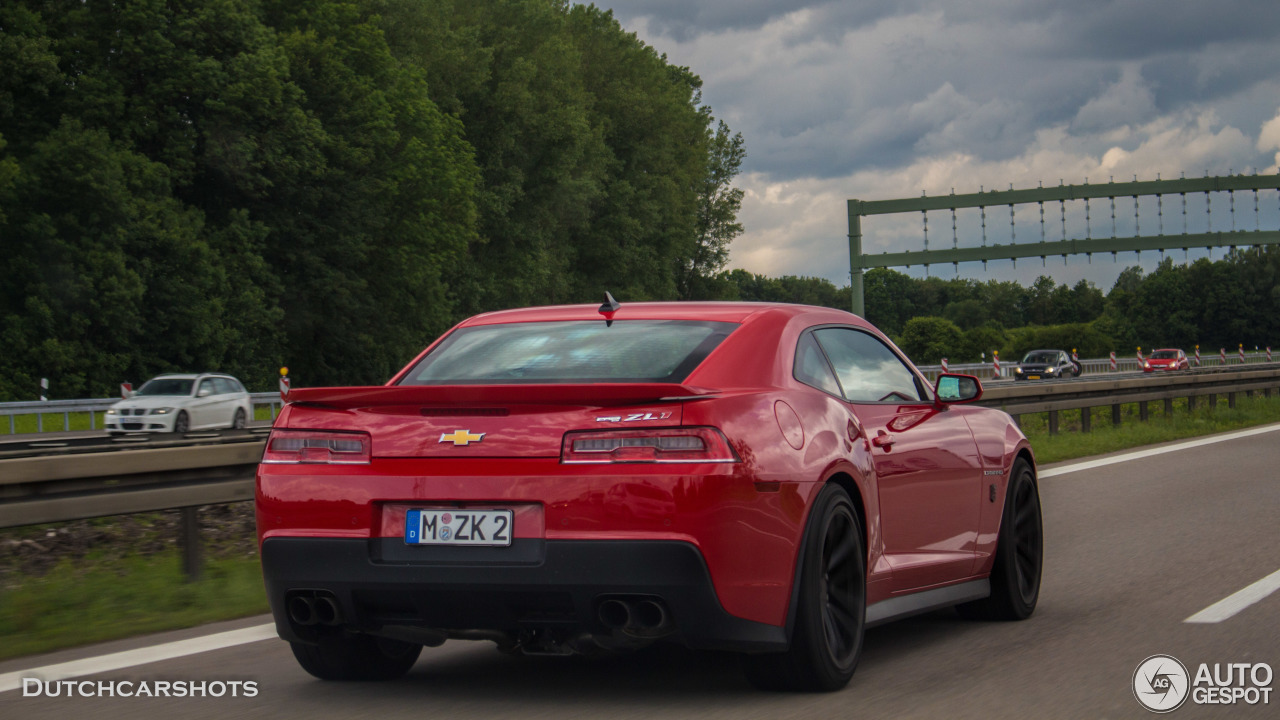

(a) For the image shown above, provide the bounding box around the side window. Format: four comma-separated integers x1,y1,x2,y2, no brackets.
812,328,924,403
196,380,214,397
214,378,234,394
793,332,843,397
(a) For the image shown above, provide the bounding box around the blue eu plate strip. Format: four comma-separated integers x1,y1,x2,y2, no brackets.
405,510,421,544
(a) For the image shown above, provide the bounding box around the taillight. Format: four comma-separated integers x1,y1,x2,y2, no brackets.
262,429,372,464
561,427,737,464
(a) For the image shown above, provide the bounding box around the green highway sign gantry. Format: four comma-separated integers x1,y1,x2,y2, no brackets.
847,174,1280,316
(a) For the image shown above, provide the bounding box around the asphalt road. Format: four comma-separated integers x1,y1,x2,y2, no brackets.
3,427,1278,719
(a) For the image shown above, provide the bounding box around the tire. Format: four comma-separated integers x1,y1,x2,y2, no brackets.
232,408,246,430
744,483,865,692
290,635,421,681
958,457,1042,621
174,411,190,434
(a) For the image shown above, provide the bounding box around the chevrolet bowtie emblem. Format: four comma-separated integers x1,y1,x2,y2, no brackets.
439,429,485,446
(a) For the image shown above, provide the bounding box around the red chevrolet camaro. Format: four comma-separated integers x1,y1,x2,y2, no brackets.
256,300,1042,691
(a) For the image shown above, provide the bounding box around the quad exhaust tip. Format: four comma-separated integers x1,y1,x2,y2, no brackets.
288,592,343,627
597,596,671,635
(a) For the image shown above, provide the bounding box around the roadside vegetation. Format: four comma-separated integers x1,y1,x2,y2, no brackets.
718,248,1280,365
3,393,1279,661
0,406,278,435
0,0,746,401
1019,391,1280,465
0,553,266,660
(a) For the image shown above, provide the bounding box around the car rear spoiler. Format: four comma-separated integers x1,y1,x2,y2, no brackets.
285,383,719,409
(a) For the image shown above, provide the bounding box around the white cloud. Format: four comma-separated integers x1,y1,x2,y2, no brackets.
729,110,1267,286
605,1,1280,290
1258,107,1280,173
1073,65,1158,132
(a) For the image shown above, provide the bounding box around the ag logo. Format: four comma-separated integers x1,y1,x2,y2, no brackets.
1134,654,1190,713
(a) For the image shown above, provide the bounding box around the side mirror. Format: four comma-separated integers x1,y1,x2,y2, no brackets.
197,388,213,397
935,373,982,404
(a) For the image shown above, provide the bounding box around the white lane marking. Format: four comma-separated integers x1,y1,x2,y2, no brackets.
0,624,277,694
1038,422,1280,479
1184,568,1280,624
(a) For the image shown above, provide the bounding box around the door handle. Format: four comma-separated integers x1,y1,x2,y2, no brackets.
872,430,894,449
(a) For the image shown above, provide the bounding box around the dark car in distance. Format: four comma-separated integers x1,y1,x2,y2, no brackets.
1012,349,1081,381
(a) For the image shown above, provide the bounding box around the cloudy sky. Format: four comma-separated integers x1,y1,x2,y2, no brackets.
601,0,1280,291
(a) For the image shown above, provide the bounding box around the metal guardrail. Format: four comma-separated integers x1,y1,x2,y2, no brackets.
0,431,268,527
914,350,1273,381
0,431,268,580
6,353,1274,432
2,366,1278,578
3,366,1278,527
977,363,1280,433
0,392,285,434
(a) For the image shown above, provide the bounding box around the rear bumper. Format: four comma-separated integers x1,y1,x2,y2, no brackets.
261,537,788,653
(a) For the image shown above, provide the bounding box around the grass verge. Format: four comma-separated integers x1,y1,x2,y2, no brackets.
1,391,1278,661
0,551,267,661
1020,391,1280,464
0,405,279,435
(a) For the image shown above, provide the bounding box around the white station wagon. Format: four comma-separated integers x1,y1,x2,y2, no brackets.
106,373,252,434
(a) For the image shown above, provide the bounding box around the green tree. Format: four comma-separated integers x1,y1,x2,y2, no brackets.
863,268,917,335
898,317,964,365
960,323,1007,363
943,298,987,329
681,120,745,299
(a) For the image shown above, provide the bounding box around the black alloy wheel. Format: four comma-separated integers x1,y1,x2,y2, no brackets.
819,504,862,668
174,411,190,434
232,408,247,430
744,483,865,692
957,457,1042,621
1008,468,1043,607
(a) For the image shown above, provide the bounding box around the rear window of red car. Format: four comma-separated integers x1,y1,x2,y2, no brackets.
398,320,738,385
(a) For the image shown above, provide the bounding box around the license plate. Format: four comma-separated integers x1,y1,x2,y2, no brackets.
405,509,513,546
1027,375,1041,380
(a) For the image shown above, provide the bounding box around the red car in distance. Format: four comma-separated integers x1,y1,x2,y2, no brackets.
256,300,1042,692
1143,348,1190,372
